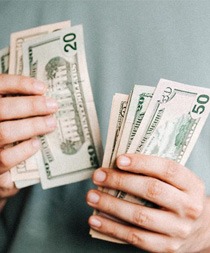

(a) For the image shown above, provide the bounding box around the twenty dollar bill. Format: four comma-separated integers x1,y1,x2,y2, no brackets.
23,25,103,189
9,21,71,188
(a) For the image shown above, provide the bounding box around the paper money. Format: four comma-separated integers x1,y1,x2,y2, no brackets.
14,178,40,189
9,21,71,188
102,93,129,168
92,80,210,243
0,47,9,74
90,93,129,243
104,86,155,200
91,85,154,242
117,85,154,156
22,25,103,189
115,79,210,207
120,80,210,205
129,79,210,161
9,20,71,75
113,85,155,203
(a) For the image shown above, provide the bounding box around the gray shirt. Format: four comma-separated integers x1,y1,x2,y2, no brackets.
0,1,210,252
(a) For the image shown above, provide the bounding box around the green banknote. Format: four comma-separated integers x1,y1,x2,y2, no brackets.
0,47,9,74
119,79,210,206
9,21,71,188
23,25,103,189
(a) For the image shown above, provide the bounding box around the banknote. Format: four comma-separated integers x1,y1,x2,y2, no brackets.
14,178,40,189
117,85,154,155
129,79,210,161
9,20,71,75
103,93,129,168
22,25,103,189
0,47,9,74
117,79,210,208
9,21,71,188
113,85,155,203
90,93,129,243
105,86,155,200
92,80,210,243
91,85,154,242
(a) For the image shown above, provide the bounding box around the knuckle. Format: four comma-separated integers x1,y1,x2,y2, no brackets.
106,223,120,239
30,96,45,113
0,172,18,198
177,224,192,239
20,76,33,92
30,117,43,134
0,123,10,144
104,198,115,214
126,229,144,247
113,173,125,189
0,100,6,119
133,207,150,227
184,200,203,219
0,149,10,169
196,179,205,196
21,141,32,158
164,160,178,180
0,187,18,199
146,178,162,200
165,241,181,253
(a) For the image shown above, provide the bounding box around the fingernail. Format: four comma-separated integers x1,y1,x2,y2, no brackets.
45,116,57,128
118,155,131,166
31,138,40,149
89,216,101,228
46,97,58,110
94,170,106,182
87,191,100,204
33,81,46,92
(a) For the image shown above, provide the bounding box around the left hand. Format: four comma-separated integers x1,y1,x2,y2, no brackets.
87,154,210,253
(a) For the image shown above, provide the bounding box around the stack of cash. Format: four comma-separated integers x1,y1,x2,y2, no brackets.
90,80,210,242
1,20,210,226
0,21,103,189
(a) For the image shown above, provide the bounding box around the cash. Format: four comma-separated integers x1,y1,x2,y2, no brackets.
91,79,210,242
90,93,129,243
9,21,71,188
22,25,103,189
102,93,129,169
1,21,103,189
9,20,71,75
1,21,210,243
0,47,9,74
90,85,154,242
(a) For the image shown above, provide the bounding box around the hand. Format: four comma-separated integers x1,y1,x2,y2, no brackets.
87,154,210,253
0,74,58,210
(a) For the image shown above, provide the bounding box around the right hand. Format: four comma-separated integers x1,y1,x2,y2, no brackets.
0,74,58,210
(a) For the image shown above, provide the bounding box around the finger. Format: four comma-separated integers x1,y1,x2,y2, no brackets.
88,215,175,253
0,138,40,173
92,168,190,213
0,115,56,146
0,199,7,212
0,96,58,120
116,154,200,192
87,190,190,238
0,171,19,199
0,74,46,95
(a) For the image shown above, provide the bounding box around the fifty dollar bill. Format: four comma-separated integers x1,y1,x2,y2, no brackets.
114,79,210,220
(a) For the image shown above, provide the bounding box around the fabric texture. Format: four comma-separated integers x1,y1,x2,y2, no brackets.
0,0,210,252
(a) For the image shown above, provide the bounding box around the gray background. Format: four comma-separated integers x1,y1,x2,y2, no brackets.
0,1,210,252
